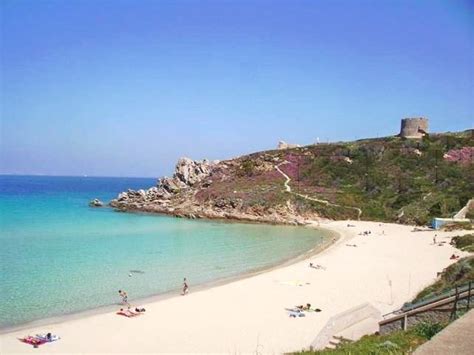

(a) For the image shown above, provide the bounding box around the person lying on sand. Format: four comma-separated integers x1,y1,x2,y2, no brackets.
346,244,357,247
297,303,312,311
19,333,61,348
117,308,142,317
309,263,326,270
286,304,322,314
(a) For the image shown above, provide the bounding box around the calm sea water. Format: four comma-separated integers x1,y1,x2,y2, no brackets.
0,175,328,329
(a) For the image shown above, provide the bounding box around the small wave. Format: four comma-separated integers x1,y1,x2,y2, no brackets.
129,270,145,274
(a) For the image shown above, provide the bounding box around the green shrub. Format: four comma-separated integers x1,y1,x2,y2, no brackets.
466,210,474,220
443,222,473,231
413,322,445,340
291,328,427,354
238,159,257,177
451,234,474,252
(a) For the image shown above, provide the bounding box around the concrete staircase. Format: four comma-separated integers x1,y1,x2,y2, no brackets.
325,335,353,350
453,198,473,219
310,303,381,350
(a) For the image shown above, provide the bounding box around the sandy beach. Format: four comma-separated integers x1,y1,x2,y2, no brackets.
1,220,471,354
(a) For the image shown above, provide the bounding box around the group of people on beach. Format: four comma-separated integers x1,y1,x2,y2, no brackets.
286,302,322,318
433,235,460,260
117,278,189,312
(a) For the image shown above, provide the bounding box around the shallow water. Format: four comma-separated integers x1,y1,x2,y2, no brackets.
0,175,328,328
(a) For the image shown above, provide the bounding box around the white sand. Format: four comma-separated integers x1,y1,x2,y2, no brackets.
1,221,471,354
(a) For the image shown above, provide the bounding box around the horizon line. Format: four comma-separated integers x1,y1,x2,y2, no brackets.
0,173,158,179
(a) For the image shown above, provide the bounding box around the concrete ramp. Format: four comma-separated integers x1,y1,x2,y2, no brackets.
414,309,474,355
310,303,381,349
453,198,474,219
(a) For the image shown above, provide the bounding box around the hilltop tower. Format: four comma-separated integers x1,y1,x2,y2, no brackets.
399,117,429,138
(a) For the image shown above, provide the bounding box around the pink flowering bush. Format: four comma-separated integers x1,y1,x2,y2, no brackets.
444,147,474,165
279,154,306,179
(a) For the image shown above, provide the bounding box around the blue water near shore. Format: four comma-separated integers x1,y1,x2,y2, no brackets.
0,175,328,329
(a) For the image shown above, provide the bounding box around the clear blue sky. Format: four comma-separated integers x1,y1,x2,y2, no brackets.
1,0,473,177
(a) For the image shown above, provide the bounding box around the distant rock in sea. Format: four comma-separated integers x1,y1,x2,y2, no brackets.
89,198,104,207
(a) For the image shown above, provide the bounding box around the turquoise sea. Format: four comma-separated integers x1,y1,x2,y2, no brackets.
0,175,329,329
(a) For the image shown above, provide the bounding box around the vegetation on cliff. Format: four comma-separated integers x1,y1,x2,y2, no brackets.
412,256,474,303
197,130,473,224
111,130,473,225
412,232,474,303
292,325,432,355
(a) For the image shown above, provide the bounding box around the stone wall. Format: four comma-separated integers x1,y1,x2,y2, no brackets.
380,307,452,335
400,117,429,138
380,298,474,334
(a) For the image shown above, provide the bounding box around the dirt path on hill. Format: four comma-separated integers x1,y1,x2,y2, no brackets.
275,161,362,220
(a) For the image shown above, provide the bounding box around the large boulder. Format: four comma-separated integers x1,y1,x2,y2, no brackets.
159,176,184,193
110,156,216,208
118,192,129,201
174,157,214,186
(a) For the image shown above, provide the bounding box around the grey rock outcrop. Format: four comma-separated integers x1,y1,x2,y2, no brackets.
157,157,215,193
159,176,183,194
108,154,322,225
174,157,214,186
110,157,216,209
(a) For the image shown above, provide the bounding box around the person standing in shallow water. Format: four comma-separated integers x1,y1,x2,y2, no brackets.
119,290,130,307
182,278,189,295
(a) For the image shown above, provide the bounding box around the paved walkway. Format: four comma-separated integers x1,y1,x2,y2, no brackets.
414,309,474,355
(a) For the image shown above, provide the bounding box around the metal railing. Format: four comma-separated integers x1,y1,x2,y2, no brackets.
382,281,473,320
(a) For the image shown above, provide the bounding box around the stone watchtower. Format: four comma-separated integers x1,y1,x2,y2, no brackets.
399,117,429,138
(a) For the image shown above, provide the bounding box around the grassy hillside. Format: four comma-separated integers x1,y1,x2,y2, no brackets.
413,255,474,303
411,234,474,303
292,326,431,355
196,130,473,225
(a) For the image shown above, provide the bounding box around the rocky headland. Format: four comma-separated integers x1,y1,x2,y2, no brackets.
110,157,313,224
110,130,473,225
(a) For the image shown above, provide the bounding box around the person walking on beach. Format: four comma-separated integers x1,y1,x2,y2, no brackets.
433,234,437,245
181,278,189,295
